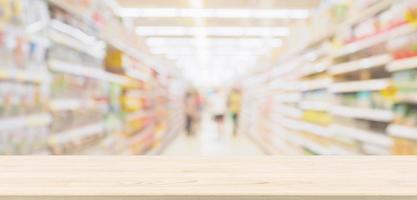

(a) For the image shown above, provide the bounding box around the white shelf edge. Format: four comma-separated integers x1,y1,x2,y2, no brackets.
273,105,303,118
275,116,332,138
300,101,330,112
331,105,394,122
332,24,416,58
329,78,390,93
49,98,105,111
48,25,105,59
387,124,417,140
396,93,417,104
272,123,359,155
273,93,302,103
48,59,130,85
301,78,332,91
277,127,334,155
330,124,393,147
0,113,52,131
0,68,50,83
387,56,417,72
49,122,105,144
362,143,391,155
330,54,392,75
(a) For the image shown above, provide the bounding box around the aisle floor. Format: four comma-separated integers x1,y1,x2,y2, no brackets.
163,113,264,156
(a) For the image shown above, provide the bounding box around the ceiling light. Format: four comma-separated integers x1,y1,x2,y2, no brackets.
181,8,214,17
146,37,282,48
150,46,194,55
117,8,310,19
214,9,252,18
137,26,289,37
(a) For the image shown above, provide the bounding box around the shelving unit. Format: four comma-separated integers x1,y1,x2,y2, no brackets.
0,0,183,155
242,0,417,155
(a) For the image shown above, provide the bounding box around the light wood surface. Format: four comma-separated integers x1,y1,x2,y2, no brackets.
0,156,417,200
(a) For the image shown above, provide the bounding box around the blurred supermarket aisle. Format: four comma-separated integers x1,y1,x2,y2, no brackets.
163,112,263,156
2,0,417,156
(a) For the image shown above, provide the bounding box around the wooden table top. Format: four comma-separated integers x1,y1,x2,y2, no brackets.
0,156,417,200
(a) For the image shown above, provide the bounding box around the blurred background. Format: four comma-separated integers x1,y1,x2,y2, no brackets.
0,0,416,155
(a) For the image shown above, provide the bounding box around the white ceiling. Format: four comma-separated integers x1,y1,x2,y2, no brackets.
116,0,320,87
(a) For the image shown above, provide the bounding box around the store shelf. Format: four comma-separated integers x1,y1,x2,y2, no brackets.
271,127,340,155
329,78,390,93
147,121,183,155
101,35,157,76
386,56,417,72
362,143,391,155
276,116,332,138
48,59,130,85
0,68,50,83
332,24,416,58
387,124,417,141
331,105,394,122
273,93,302,103
127,110,155,121
47,0,91,22
330,54,392,75
396,93,417,104
300,60,331,78
241,0,416,156
49,98,104,111
331,124,393,147
49,122,105,145
273,105,303,119
288,134,333,155
300,101,329,112
129,124,154,143
278,0,396,64
301,78,332,91
48,20,104,59
0,113,52,131
269,81,303,91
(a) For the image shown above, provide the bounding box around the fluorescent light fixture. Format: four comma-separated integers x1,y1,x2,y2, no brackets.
146,37,195,46
117,8,310,19
214,9,252,18
146,37,282,48
152,45,270,56
137,26,289,37
119,8,179,17
150,46,194,55
181,8,213,18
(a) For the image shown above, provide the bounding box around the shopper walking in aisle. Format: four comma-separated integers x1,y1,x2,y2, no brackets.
209,89,227,138
228,88,242,137
184,90,198,137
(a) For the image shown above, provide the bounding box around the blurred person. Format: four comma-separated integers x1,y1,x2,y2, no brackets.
228,88,242,137
209,89,227,137
184,90,198,137
194,90,203,125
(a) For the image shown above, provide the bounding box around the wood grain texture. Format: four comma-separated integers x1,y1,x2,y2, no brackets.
0,156,416,200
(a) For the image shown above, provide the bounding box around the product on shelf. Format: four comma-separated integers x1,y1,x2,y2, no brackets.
242,0,417,156
0,0,181,155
